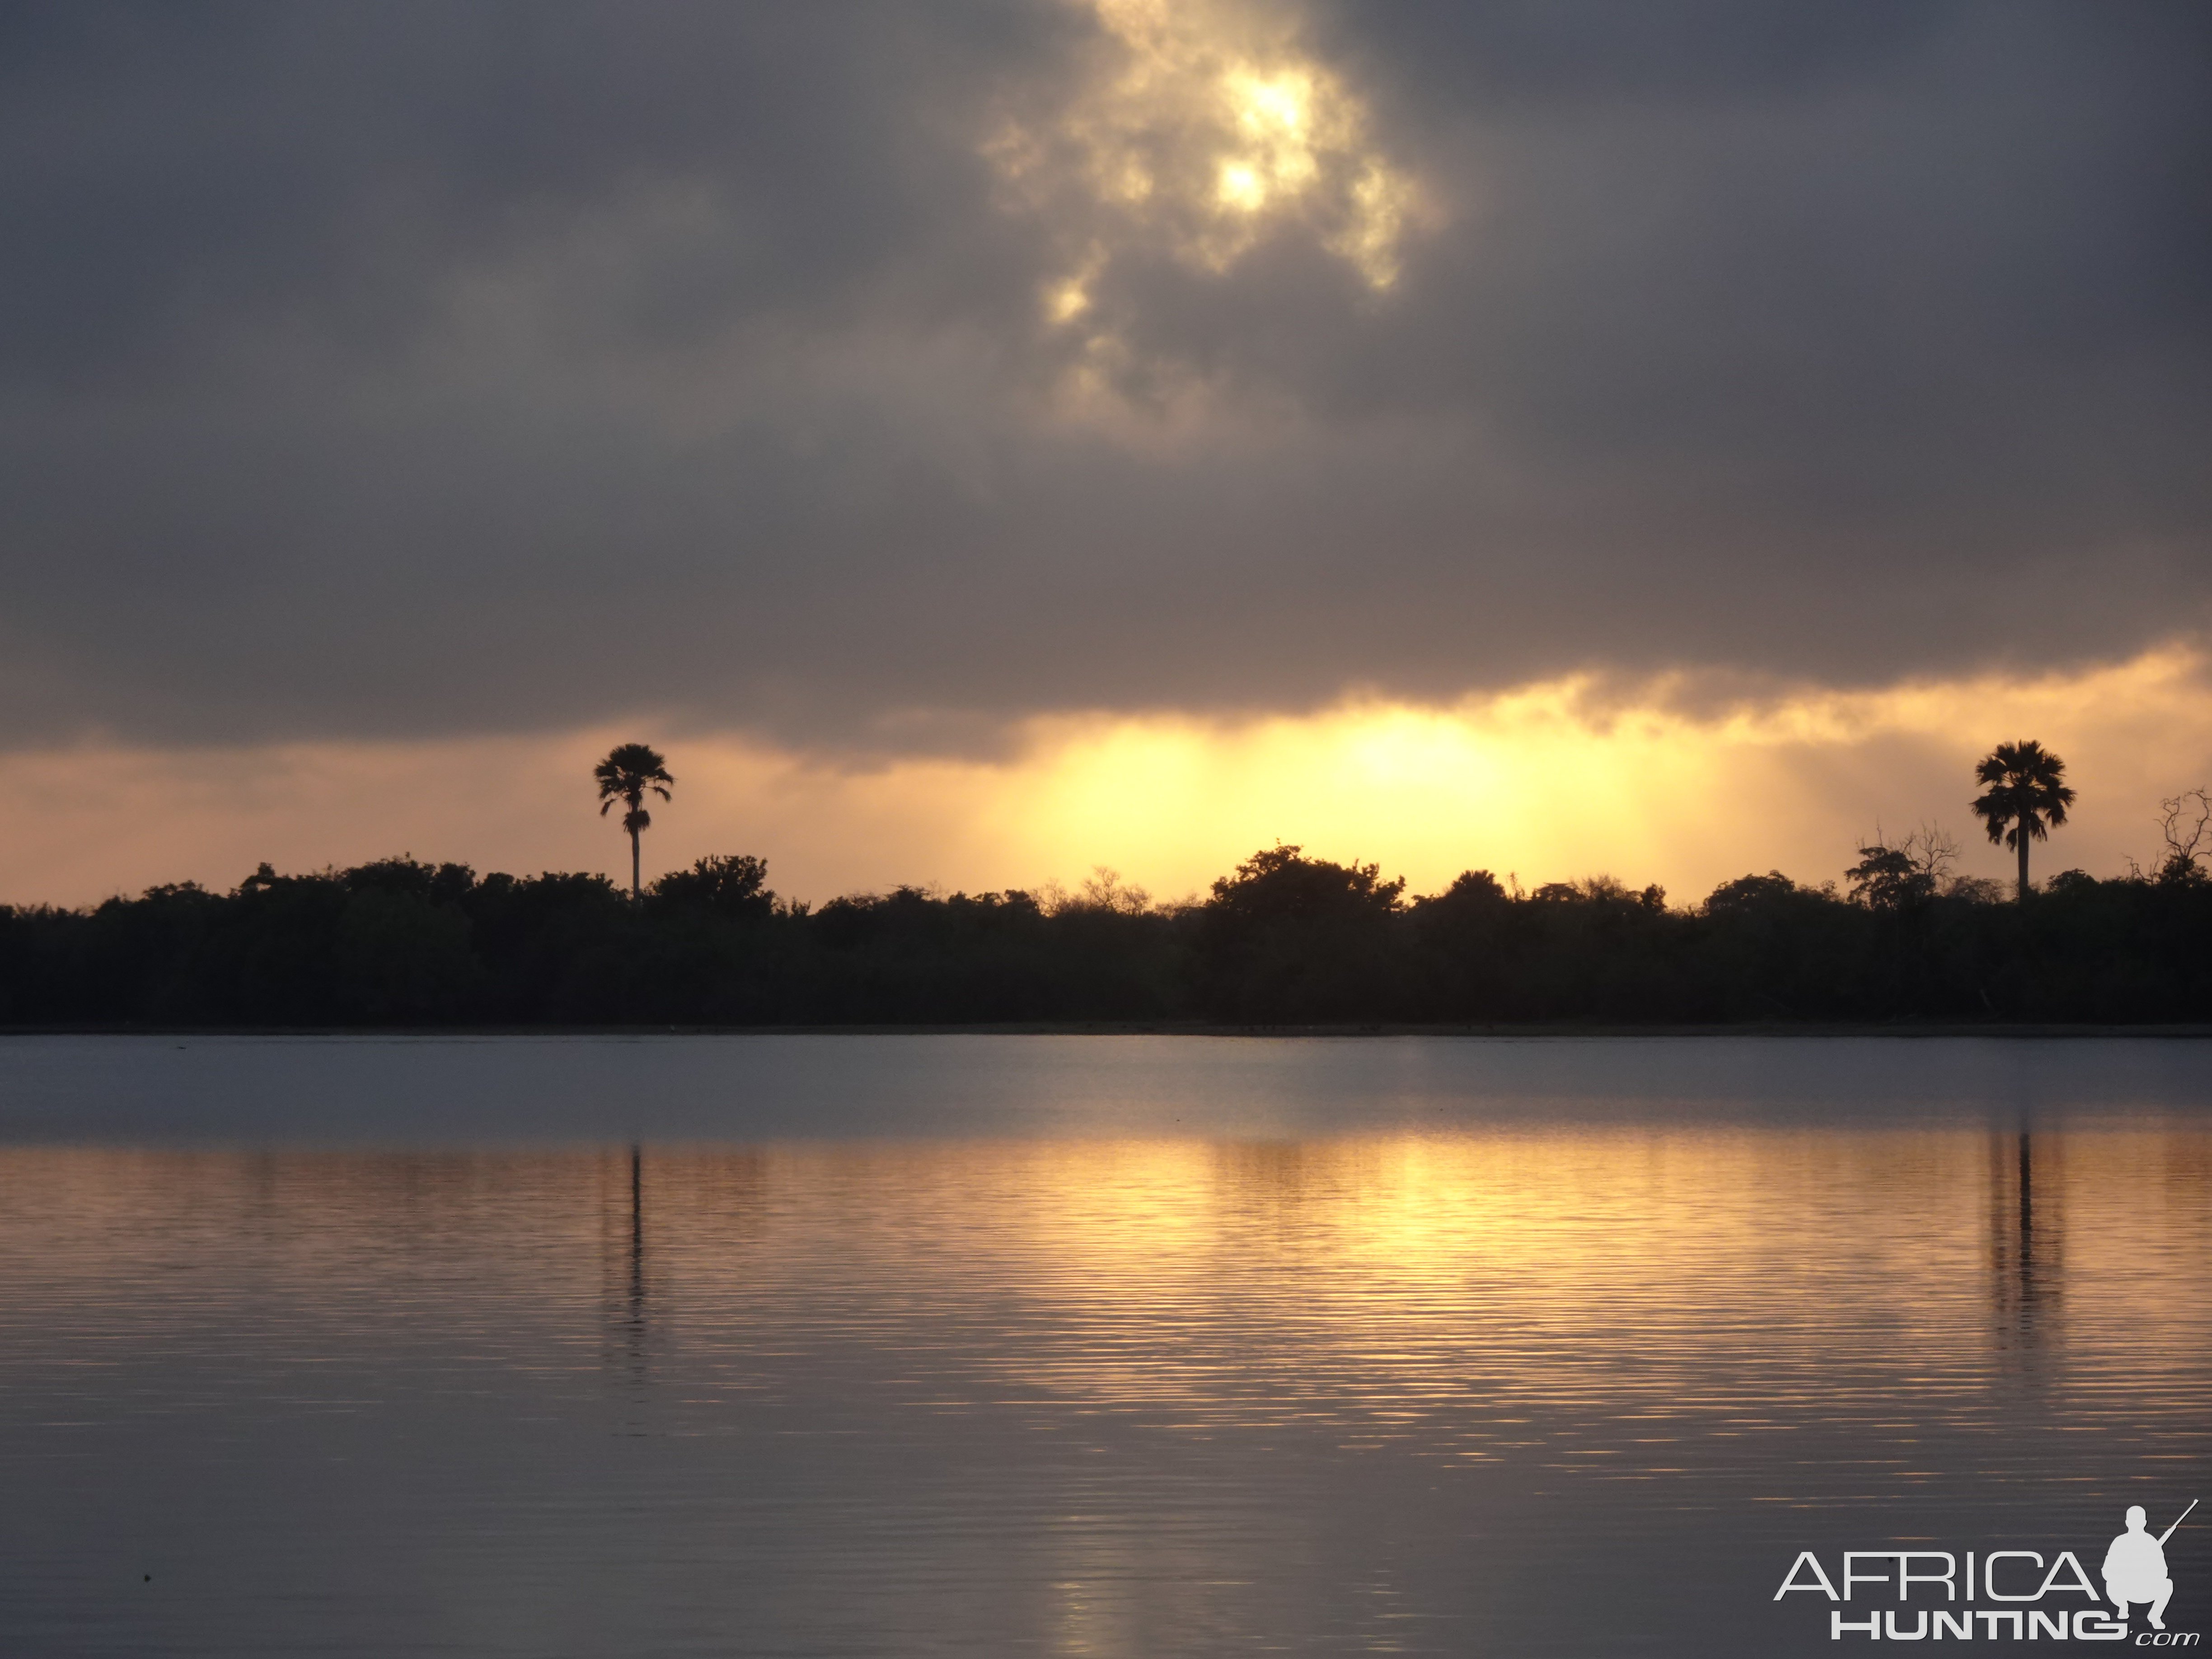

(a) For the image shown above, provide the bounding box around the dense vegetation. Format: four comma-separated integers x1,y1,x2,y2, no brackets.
3,842,2208,1027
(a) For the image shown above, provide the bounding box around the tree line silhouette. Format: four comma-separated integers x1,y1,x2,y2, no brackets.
1,740,2206,1027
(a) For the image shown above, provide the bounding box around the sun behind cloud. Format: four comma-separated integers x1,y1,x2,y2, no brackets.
987,0,1423,349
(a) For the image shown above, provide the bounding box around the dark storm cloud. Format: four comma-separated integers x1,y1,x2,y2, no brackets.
0,0,2205,750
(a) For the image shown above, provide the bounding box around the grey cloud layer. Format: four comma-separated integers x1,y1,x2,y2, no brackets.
0,0,2205,749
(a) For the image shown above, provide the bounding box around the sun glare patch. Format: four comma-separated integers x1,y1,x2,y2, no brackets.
987,0,1422,378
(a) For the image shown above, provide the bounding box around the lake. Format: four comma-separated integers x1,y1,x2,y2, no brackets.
1,1035,2207,1655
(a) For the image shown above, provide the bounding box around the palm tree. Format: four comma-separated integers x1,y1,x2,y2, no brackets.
594,743,675,903
1970,740,2075,901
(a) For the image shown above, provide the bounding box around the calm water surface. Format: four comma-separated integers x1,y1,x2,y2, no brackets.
1,1035,2207,1656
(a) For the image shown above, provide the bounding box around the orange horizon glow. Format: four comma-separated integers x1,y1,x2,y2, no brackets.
0,646,2207,911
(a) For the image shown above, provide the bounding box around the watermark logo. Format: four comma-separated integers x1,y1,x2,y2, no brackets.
1776,1500,2197,1644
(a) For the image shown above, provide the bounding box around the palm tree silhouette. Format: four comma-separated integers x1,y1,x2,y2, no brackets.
595,743,675,903
1970,740,2075,901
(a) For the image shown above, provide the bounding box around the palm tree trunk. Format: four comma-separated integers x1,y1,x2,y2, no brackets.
2016,820,2030,901
630,824,642,904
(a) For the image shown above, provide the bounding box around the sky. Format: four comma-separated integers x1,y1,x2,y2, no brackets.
2,0,2207,907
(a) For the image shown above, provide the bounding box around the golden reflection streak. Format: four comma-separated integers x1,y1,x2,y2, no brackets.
5,1130,2207,1431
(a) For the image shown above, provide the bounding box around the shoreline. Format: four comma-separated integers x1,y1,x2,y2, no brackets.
5,1022,2211,1039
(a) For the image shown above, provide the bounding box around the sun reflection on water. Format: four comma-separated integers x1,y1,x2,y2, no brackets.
2,1115,2208,1655
5,1126,2208,1452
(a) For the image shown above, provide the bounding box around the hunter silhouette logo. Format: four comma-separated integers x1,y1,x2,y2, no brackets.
2108,1502,2192,1632
1776,1499,2198,1643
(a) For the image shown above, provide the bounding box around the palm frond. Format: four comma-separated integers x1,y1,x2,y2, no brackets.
593,745,676,803
1970,740,2074,871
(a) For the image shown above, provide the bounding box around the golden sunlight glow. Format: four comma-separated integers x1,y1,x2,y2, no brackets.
1218,66,1322,208
1232,68,1309,138
2,649,2206,910
1046,276,1092,322
1042,243,1107,324
987,0,1422,356
1217,161,1266,212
